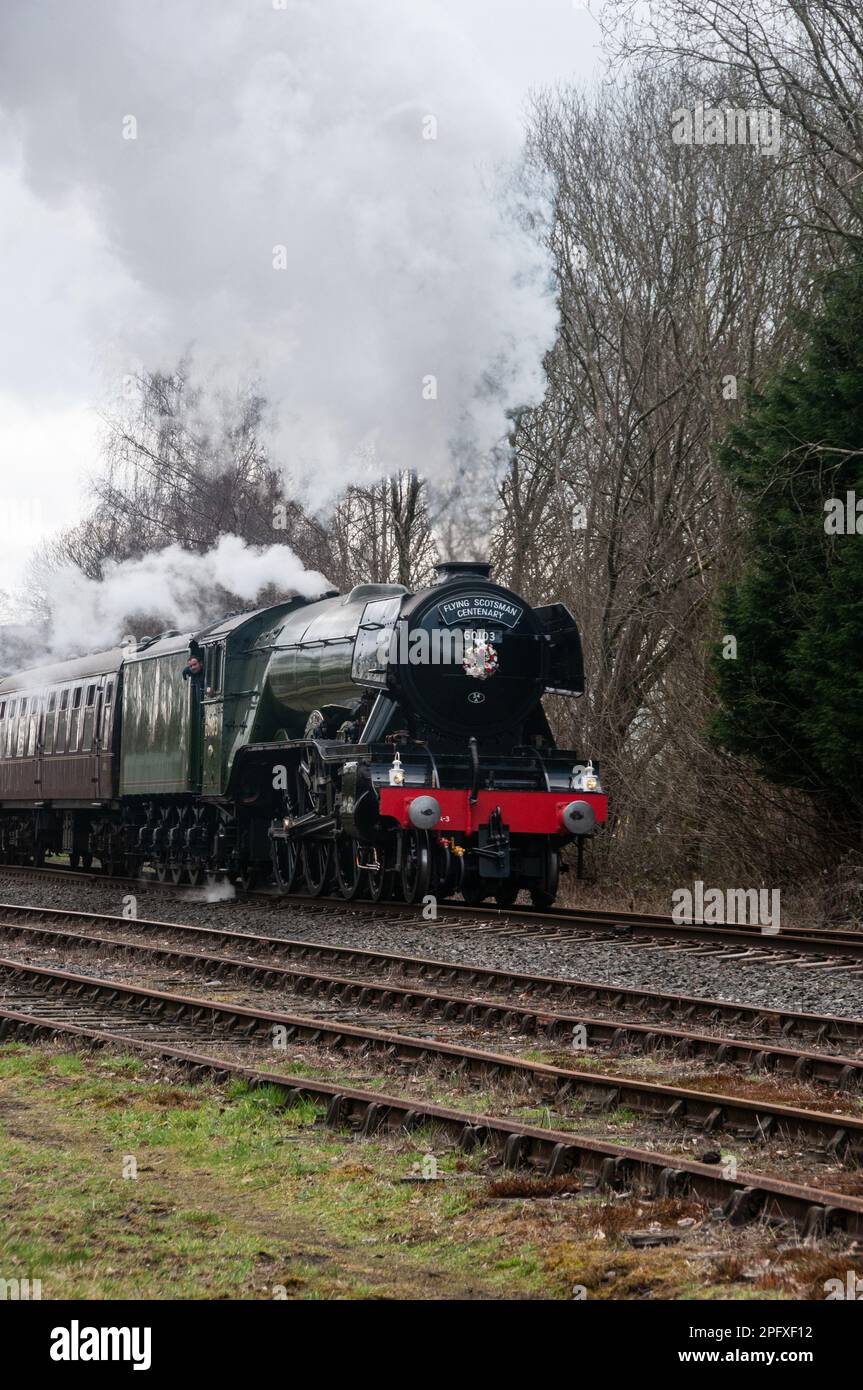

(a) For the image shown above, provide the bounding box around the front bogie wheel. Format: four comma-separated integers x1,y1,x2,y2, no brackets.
365,848,390,902
494,881,520,908
529,847,560,909
400,829,432,905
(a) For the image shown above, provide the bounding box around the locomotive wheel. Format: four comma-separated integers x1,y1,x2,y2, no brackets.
151,809,172,881
432,843,460,900
271,766,302,892
185,809,210,887
271,834,299,893
494,881,520,907
301,838,332,897
461,867,489,911
400,829,432,905
334,833,364,900
529,847,560,909
365,848,390,902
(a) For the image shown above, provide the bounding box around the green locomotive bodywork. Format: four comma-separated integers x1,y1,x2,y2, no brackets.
259,583,407,737
117,585,406,800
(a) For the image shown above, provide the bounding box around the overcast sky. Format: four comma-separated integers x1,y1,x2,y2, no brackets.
0,0,603,597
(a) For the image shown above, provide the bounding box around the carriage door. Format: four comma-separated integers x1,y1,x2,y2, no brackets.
81,683,100,794
201,642,225,795
33,692,44,794
97,678,115,798
91,683,105,798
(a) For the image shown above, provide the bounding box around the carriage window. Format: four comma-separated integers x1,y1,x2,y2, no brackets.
26,698,39,756
6,700,17,756
66,686,82,751
0,701,5,719
55,688,70,754
43,690,56,754
101,680,114,737
16,699,29,756
80,685,96,752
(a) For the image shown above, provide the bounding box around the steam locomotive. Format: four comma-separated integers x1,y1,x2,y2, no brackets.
0,561,607,905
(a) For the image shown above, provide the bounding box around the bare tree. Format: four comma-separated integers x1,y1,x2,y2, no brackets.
492,68,838,885
602,0,863,244
328,470,438,590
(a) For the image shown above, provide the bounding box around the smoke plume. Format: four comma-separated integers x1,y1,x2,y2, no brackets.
32,536,329,662
0,0,558,500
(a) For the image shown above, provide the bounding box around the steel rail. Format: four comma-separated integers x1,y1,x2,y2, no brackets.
1,956,861,1156
0,861,861,958
0,1002,860,1240
2,901,862,1047
3,915,863,1094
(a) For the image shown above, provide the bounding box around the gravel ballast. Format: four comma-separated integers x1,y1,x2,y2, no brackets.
1,871,862,1021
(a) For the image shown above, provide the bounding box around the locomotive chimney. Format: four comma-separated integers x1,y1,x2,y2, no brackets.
433,560,492,585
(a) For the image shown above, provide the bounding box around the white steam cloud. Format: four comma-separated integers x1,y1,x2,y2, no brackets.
0,0,558,498
39,536,329,661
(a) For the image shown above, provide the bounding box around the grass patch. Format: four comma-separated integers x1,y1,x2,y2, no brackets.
0,1044,552,1299
2,1042,848,1301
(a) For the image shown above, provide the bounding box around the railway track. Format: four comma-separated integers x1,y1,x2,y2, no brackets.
1,860,862,963
1,954,862,1159
3,1002,858,1240
4,896,863,1239
3,905,863,1094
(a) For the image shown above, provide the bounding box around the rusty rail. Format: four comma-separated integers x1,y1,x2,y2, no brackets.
1,1002,861,1240
1,956,861,1157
